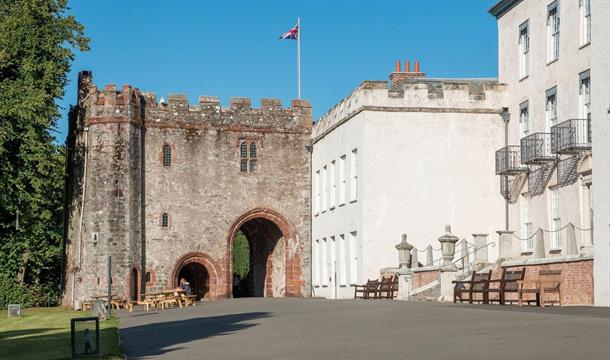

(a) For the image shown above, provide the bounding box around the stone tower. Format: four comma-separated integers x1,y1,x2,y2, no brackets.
63,71,311,308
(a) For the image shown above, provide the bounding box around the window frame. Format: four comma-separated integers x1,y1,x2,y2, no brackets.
580,0,591,46
162,144,172,167
339,155,347,205
519,101,529,138
314,170,321,215
330,160,336,210
579,70,591,119
239,139,258,173
550,189,561,249
545,86,558,132
161,212,169,228
350,149,358,202
519,20,530,79
547,1,560,63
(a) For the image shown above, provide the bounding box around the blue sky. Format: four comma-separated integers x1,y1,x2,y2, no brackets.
56,0,499,142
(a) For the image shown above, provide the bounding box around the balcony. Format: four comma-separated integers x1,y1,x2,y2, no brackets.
520,133,556,164
551,118,591,154
495,146,528,175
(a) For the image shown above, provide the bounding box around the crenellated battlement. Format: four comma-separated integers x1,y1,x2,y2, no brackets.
76,71,312,132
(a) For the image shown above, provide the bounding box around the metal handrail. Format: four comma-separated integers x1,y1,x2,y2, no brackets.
521,132,555,164
551,118,591,153
495,145,527,174
452,242,496,266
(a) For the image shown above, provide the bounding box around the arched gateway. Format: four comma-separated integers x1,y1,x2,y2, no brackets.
62,71,310,307
226,208,300,298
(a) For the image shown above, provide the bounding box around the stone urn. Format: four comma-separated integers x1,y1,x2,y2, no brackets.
395,234,414,268
438,225,459,268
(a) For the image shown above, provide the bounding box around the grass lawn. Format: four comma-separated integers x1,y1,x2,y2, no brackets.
0,307,122,360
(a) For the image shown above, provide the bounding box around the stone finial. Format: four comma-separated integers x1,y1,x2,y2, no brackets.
426,245,434,266
395,234,414,268
438,225,459,268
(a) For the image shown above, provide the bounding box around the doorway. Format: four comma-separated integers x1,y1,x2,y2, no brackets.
177,262,210,300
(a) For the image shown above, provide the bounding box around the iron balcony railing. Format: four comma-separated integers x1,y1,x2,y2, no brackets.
551,118,591,154
495,145,527,175
520,133,556,164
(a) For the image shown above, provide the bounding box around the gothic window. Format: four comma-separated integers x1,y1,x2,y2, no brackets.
161,213,169,228
239,140,258,173
162,144,172,167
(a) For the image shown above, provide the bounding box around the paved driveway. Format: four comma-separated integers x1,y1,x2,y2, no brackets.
118,298,610,360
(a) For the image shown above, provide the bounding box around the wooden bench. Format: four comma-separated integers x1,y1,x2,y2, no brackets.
353,279,380,299
485,267,526,305
453,270,492,304
378,275,399,299
518,269,563,307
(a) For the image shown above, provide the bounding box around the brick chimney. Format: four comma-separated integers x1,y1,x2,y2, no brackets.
389,60,426,88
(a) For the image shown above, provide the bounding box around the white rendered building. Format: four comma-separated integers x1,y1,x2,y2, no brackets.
490,0,609,306
311,65,507,299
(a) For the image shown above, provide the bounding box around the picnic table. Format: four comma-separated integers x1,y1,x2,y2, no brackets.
138,289,196,311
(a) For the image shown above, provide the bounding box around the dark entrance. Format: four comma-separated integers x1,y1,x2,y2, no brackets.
234,218,284,297
129,269,138,301
177,263,210,300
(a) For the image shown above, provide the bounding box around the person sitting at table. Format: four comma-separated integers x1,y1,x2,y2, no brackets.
179,278,192,296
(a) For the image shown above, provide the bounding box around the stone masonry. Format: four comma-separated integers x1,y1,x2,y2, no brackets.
62,71,311,307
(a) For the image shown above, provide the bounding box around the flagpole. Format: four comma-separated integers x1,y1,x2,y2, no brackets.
297,17,301,99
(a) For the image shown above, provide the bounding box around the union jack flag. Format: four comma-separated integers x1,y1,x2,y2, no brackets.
279,24,299,40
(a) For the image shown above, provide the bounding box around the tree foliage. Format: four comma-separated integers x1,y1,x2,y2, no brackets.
232,231,250,279
0,0,88,303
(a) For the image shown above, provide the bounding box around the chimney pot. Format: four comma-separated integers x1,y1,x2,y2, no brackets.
414,61,420,73
395,60,401,73
405,60,411,73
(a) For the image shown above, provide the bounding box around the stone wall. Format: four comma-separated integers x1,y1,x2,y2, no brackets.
499,258,594,305
62,71,312,307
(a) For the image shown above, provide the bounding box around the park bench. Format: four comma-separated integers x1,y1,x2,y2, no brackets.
452,270,492,304
353,279,381,299
485,267,526,305
518,269,563,307
378,275,399,299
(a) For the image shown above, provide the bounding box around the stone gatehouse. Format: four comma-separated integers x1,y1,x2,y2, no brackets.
62,71,311,307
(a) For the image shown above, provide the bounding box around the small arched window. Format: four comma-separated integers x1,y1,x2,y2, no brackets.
162,144,172,167
161,213,169,228
250,143,257,158
239,140,258,173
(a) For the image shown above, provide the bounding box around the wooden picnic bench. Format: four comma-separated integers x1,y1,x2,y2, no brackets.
453,270,492,304
518,269,563,307
485,267,526,305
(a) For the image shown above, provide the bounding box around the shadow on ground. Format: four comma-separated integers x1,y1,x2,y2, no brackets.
120,311,270,359
0,326,120,360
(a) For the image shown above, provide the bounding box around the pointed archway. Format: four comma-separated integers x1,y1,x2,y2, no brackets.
227,208,302,298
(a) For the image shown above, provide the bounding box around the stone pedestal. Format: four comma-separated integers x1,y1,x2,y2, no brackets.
497,230,515,260
397,268,413,301
473,233,489,267
438,269,457,302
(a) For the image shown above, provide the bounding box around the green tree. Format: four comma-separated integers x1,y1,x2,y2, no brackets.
232,232,250,280
0,0,89,304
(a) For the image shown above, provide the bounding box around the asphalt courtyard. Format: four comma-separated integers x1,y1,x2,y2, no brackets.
118,298,610,360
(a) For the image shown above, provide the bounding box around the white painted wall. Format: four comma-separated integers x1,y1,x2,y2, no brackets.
312,79,506,298
591,0,609,307
497,0,595,257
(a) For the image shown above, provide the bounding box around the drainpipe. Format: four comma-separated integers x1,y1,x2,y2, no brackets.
501,108,511,231
305,139,314,297
72,126,89,307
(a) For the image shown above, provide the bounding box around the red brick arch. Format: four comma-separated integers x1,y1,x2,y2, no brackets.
226,208,302,297
169,252,221,300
